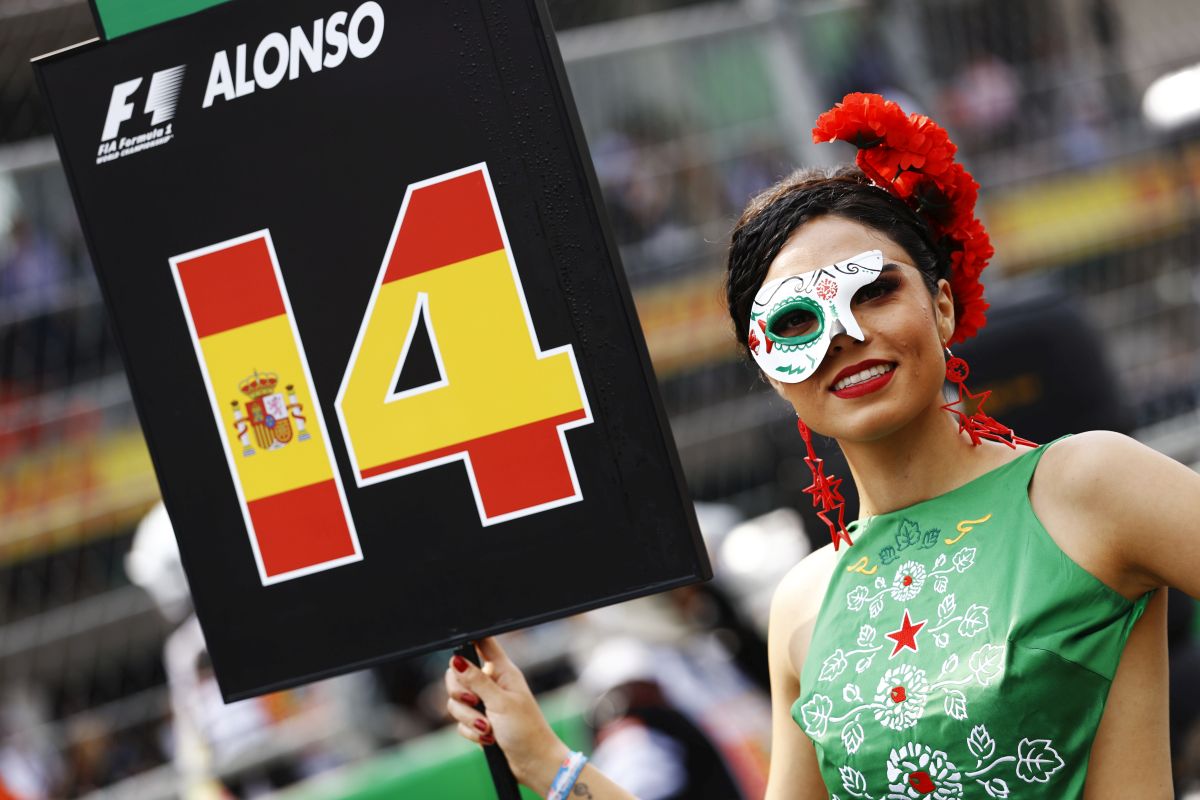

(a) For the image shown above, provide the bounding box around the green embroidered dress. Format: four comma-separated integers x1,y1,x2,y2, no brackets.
792,438,1152,799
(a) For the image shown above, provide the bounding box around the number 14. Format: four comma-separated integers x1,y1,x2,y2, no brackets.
170,164,592,585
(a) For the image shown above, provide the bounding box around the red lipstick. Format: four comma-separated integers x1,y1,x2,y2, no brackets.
829,359,897,399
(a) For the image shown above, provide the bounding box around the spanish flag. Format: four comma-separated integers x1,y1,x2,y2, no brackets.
172,233,361,585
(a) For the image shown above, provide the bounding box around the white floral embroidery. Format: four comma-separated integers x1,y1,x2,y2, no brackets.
857,625,877,647
957,604,989,638
848,585,869,611
840,765,871,798
891,560,927,601
967,725,996,761
968,643,1005,686
980,778,1010,798
885,742,963,799
951,547,976,573
842,717,866,755
1015,738,1065,783
799,694,833,737
820,648,850,682
943,689,968,720
873,665,929,731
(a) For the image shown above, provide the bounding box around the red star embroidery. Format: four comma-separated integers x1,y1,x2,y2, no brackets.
885,609,927,658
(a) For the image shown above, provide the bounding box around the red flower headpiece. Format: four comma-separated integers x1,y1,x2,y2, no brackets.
812,92,992,344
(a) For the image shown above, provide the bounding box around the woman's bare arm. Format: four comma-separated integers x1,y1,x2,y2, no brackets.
445,637,637,799
764,545,837,800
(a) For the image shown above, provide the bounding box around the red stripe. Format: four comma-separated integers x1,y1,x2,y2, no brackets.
247,480,357,577
177,237,285,338
361,409,587,518
383,170,505,284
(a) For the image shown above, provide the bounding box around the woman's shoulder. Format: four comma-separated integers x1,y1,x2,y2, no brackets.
1032,430,1148,506
769,542,840,657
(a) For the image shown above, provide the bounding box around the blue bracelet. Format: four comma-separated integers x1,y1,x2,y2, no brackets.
547,750,588,800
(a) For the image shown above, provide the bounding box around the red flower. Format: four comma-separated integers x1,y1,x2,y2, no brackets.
812,93,908,151
813,93,996,343
949,271,989,345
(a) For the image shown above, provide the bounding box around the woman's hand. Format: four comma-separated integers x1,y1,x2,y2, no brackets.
444,636,569,794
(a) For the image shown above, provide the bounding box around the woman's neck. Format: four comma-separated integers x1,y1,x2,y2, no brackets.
840,403,1021,518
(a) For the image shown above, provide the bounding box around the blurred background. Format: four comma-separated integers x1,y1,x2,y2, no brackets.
2,0,1200,797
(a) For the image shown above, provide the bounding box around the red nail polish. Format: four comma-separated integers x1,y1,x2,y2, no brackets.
481,733,495,745
452,655,468,673
473,718,489,732
461,692,479,706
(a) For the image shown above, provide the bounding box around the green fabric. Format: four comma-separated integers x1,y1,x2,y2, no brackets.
792,437,1152,799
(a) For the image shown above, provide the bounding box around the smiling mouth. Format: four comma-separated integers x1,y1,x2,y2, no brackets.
831,362,896,392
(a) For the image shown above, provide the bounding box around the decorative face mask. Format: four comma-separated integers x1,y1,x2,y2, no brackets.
747,249,884,383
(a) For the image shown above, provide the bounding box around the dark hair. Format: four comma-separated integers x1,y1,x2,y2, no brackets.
725,165,951,349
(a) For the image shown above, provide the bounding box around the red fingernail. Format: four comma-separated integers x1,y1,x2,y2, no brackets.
452,656,468,673
481,733,495,745
473,718,489,733
460,692,480,706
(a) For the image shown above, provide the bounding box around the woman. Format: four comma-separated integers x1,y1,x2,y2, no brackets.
444,94,1200,798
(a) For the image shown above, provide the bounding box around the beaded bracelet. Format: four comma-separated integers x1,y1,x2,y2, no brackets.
547,750,588,800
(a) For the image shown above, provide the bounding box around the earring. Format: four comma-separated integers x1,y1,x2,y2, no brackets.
940,349,1036,449
797,419,854,550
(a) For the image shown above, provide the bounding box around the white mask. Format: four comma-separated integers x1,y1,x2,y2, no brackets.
747,249,884,383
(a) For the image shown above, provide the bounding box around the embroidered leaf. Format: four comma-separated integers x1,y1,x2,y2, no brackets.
938,593,957,621
952,546,977,572
841,718,865,755
957,604,990,638
968,724,996,761
843,684,862,703
933,553,947,569
933,633,949,648
969,643,1005,686
933,575,949,594
944,689,968,720
874,576,887,590
819,649,848,682
895,520,921,550
839,765,870,798
939,654,959,676
1015,738,1065,783
857,625,877,647
847,585,869,611
878,545,898,565
855,654,874,673
799,694,833,737
981,778,1010,798
921,528,941,548
868,596,884,619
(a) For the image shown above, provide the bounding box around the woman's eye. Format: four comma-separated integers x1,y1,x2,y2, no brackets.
854,279,896,304
771,309,816,337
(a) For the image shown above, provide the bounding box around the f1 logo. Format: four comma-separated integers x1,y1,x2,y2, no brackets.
101,66,186,142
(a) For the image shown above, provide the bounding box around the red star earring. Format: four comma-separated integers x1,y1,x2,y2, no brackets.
940,348,1037,449
796,419,854,550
